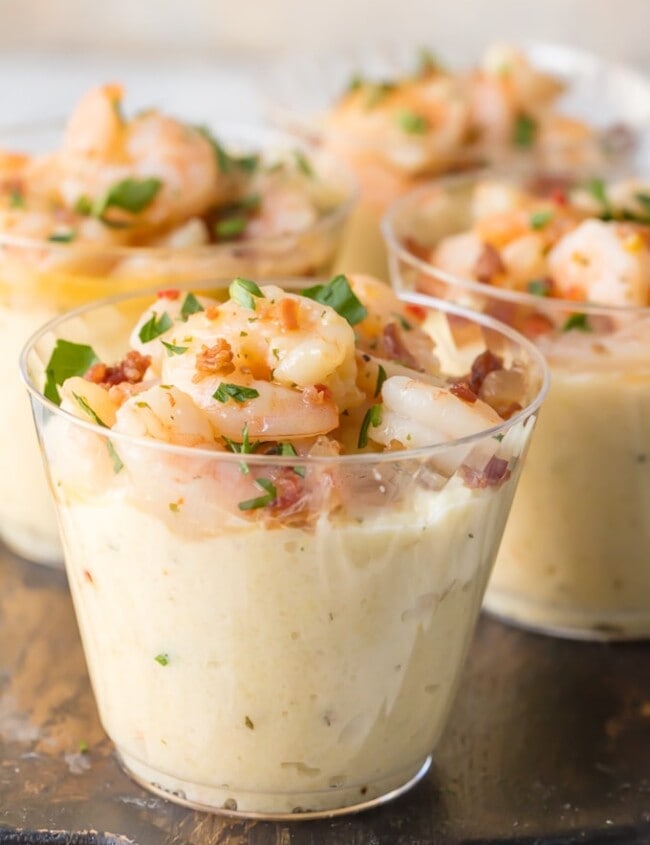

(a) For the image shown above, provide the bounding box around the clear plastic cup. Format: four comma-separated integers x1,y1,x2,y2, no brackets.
383,173,650,640
0,122,355,566
21,283,547,818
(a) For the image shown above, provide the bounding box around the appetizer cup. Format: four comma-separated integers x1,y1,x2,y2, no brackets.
0,117,355,566
383,174,650,640
21,281,546,818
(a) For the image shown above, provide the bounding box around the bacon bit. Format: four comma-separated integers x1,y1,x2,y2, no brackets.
271,469,306,514
459,456,511,490
404,302,427,323
205,305,220,320
192,340,234,382
403,236,431,262
157,288,181,300
449,380,477,404
303,383,332,405
469,349,504,394
550,188,568,207
520,312,555,340
525,173,573,199
85,350,151,387
278,297,299,331
382,322,420,370
474,243,505,284
83,569,94,584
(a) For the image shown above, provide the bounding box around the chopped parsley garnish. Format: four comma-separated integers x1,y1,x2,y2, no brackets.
358,404,382,449
347,73,363,93
48,230,76,243
365,81,395,109
395,110,428,135
294,150,314,178
374,364,387,397
9,188,24,208
213,383,260,403
282,441,306,477
74,195,93,216
635,192,650,213
161,340,188,356
562,312,591,332
72,392,108,427
302,275,367,326
195,125,259,174
180,292,204,319
230,276,264,310
527,278,551,297
215,215,247,240
513,113,537,148
154,653,170,666
223,422,258,473
529,210,553,230
78,740,89,754
138,311,172,343
587,178,612,219
44,339,99,405
93,177,162,218
238,477,277,511
107,441,124,474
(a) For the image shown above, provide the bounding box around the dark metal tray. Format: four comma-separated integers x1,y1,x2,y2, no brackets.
1,550,649,845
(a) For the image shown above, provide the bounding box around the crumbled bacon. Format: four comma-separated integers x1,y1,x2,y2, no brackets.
459,456,511,490
474,243,505,284
157,288,181,300
525,173,573,199
381,322,420,370
449,380,477,404
303,383,332,405
468,349,504,394
193,340,234,382
85,350,151,387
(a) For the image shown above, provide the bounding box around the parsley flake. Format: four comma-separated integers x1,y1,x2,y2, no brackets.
302,275,367,326
513,113,537,148
294,150,314,178
180,292,205,320
529,210,553,230
213,383,260,404
72,392,108,427
238,477,277,511
281,442,306,477
358,404,382,449
215,215,247,240
391,312,413,331
161,340,188,356
587,178,612,218
93,177,162,219
374,364,387,397
9,188,25,208
48,230,77,244
230,277,264,310
395,110,428,134
138,311,172,343
527,278,551,297
154,653,170,666
562,312,591,332
44,340,99,406
107,441,124,474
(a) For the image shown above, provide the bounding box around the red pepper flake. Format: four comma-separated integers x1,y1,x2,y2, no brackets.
404,303,427,322
157,288,181,300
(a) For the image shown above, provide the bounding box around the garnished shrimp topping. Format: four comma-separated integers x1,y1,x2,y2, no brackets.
45,274,530,521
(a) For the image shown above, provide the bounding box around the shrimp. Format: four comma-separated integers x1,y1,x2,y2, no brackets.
327,75,470,178
547,218,650,306
244,171,318,239
140,284,361,441
368,375,502,474
51,85,244,235
348,273,439,373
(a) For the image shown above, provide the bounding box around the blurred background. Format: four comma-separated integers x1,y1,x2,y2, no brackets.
0,0,648,123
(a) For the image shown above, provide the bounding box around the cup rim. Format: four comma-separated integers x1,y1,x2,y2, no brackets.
381,171,650,318
20,279,550,467
0,119,359,257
